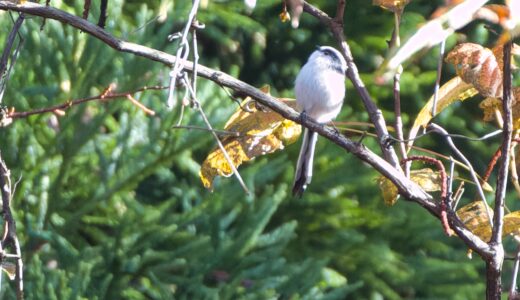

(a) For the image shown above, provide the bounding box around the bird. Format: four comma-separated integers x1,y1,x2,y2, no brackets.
292,46,347,197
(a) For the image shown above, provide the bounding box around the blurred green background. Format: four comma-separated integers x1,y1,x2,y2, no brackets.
1,0,515,298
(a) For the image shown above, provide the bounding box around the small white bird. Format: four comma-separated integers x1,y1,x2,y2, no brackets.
292,46,347,197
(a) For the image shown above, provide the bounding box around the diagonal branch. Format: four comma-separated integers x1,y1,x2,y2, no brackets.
303,1,401,170
0,13,24,104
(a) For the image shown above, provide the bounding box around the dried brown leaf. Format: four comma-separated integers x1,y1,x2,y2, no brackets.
445,43,503,98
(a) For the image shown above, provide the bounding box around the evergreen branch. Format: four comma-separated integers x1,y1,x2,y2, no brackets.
0,0,494,258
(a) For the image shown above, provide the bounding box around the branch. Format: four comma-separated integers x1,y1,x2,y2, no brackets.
0,13,24,103
485,39,513,300
303,1,401,169
491,41,513,244
428,123,493,227
0,0,494,258
0,156,23,299
6,85,164,120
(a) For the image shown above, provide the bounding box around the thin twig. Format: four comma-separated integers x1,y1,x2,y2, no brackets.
0,14,24,104
452,181,465,210
171,125,240,137
509,244,520,299
0,155,23,299
7,85,165,120
392,12,408,177
428,123,493,227
431,39,446,117
490,40,513,244
181,76,250,194
402,155,453,235
166,0,200,108
447,156,455,201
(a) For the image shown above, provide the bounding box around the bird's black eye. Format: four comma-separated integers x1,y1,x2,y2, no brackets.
322,49,332,56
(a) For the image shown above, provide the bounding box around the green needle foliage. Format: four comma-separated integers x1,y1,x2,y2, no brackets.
0,0,496,298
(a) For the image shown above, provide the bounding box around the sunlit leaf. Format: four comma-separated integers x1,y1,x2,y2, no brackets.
1,262,16,280
372,0,410,13
199,86,302,189
381,0,488,76
480,88,520,128
457,201,493,242
279,10,291,23
407,76,478,149
504,211,520,237
378,168,442,206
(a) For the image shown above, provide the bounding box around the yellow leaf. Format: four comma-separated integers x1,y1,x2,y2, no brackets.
199,87,302,189
1,262,16,280
377,175,399,206
504,211,520,236
408,76,478,149
457,201,493,242
479,88,520,129
372,0,410,13
279,10,291,23
377,168,443,206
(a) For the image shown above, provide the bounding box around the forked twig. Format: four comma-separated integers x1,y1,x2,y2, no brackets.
428,123,493,227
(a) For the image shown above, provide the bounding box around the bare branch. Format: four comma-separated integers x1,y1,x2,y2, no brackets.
428,123,493,227
492,41,513,244
0,156,23,299
486,39,513,300
303,1,401,170
431,39,446,117
0,13,24,104
6,85,165,120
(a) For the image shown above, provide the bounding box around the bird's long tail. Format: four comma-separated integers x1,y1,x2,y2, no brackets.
292,128,318,197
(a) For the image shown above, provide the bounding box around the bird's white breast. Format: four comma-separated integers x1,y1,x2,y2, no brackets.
295,61,346,123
